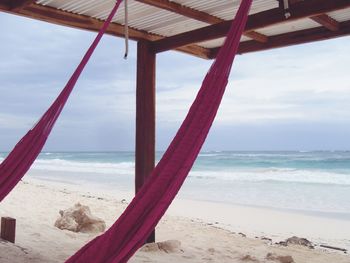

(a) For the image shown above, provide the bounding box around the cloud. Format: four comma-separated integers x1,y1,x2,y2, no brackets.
154,39,350,127
1,11,349,151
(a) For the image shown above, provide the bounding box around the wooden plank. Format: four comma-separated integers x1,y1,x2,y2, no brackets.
244,31,268,43
1,217,16,243
210,19,350,56
0,1,211,59
175,45,211,59
152,0,350,53
11,0,35,12
135,40,156,243
320,245,347,252
310,14,340,31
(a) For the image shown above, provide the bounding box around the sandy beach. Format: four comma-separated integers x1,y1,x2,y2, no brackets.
0,179,349,263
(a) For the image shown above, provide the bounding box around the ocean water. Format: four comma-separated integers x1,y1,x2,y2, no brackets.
1,151,350,219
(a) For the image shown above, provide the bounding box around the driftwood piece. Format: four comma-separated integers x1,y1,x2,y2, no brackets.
320,244,347,252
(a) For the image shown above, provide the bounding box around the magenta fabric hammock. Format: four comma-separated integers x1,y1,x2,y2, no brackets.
65,1,253,262
0,0,123,202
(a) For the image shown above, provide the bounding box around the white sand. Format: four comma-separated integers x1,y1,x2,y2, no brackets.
1,179,349,263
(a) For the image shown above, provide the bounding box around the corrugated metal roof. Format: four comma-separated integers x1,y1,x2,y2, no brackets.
35,0,350,51
172,0,278,19
328,7,350,22
36,0,278,40
37,0,210,36
199,35,251,49
198,37,225,49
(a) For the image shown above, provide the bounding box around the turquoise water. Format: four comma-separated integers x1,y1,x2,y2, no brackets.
1,151,350,219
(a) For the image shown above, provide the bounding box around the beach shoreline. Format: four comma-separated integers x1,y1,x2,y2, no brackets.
0,178,349,262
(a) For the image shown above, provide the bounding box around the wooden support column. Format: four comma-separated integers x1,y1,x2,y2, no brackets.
135,40,156,243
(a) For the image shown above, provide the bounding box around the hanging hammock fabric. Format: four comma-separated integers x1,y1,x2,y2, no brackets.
0,0,123,202
65,1,253,262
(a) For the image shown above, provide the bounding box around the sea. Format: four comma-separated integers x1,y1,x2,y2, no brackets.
1,151,350,220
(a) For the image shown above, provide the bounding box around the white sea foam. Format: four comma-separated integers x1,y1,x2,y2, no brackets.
31,158,135,175
28,158,350,186
198,153,222,157
189,168,350,186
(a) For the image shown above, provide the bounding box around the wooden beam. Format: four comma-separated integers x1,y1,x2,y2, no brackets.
10,0,35,12
289,0,304,4
210,19,350,56
152,0,350,53
136,0,267,43
135,40,156,243
0,1,211,59
310,14,340,31
0,0,9,10
135,0,222,24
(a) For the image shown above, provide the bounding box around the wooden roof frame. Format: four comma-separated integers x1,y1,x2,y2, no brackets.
150,0,350,55
1,0,350,59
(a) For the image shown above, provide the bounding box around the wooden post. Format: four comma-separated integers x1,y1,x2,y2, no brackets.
135,40,156,243
1,217,16,243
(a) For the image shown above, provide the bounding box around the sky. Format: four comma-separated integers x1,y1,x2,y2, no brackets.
0,12,350,151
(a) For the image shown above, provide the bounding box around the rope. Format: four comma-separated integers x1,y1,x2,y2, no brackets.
283,0,291,19
124,0,129,59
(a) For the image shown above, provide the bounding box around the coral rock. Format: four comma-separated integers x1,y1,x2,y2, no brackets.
278,236,314,249
140,240,182,253
55,203,106,233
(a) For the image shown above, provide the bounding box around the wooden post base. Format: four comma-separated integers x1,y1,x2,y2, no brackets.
1,217,16,243
146,230,155,244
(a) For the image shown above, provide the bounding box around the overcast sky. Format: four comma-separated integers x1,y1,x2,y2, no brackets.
1,12,350,151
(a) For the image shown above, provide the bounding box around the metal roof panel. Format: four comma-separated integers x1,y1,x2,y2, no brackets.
256,19,321,37
328,7,350,23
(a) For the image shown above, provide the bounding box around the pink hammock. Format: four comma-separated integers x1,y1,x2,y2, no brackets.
1,0,251,261
0,0,123,202
65,1,253,262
